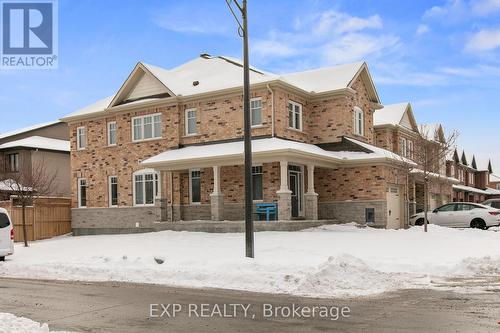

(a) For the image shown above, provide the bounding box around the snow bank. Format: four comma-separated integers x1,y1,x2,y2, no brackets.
0,313,71,333
0,224,499,298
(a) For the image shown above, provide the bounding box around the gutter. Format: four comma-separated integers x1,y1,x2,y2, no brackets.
266,84,275,137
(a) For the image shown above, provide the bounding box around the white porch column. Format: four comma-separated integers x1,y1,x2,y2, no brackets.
276,160,292,220
210,166,224,221
305,164,319,220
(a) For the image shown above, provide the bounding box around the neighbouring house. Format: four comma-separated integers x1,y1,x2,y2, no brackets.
0,121,71,199
61,54,437,235
373,103,457,214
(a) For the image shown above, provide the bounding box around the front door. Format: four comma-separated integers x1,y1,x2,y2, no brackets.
289,165,303,218
386,186,402,229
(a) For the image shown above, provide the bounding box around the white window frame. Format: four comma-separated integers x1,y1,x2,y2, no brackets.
6,153,19,172
252,165,264,202
185,108,197,136
353,106,364,136
496,184,500,190
77,178,87,208
288,100,303,131
250,98,262,127
407,140,413,159
131,113,162,142
132,169,160,206
189,169,201,204
77,126,86,150
108,176,118,207
107,121,117,146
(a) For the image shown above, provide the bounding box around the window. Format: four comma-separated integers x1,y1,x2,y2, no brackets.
107,122,117,146
468,173,474,184
185,108,197,135
497,184,500,190
78,178,87,208
109,176,118,207
252,166,263,200
189,169,201,204
288,101,302,130
437,204,455,212
133,170,159,206
353,106,364,136
77,126,86,150
0,212,10,228
5,153,19,172
250,98,262,127
132,114,161,141
399,138,407,157
365,208,375,224
407,140,414,159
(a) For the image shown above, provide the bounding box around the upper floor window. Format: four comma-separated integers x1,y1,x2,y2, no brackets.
132,114,161,142
288,101,302,131
252,165,263,201
107,122,117,146
497,184,500,190
251,98,262,127
458,169,464,182
407,140,414,159
185,108,197,135
399,138,407,157
468,172,474,184
189,169,201,204
78,178,87,208
133,169,159,206
353,106,364,136
77,126,86,150
5,153,19,172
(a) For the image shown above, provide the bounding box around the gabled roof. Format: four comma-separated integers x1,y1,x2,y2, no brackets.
61,55,381,121
373,102,418,131
0,121,61,140
0,136,70,152
420,123,445,143
490,173,500,182
461,151,468,165
471,155,477,169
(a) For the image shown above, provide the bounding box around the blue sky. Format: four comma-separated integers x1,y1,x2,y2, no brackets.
0,0,499,168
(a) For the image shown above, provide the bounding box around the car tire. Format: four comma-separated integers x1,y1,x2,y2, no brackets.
0,256,4,262
470,219,486,230
415,218,425,226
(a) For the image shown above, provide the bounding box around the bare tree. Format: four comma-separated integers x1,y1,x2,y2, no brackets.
0,156,57,247
414,125,458,232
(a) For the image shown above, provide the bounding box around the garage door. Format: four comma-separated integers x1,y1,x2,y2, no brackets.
386,186,402,229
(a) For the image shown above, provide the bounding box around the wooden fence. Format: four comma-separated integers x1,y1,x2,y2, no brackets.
0,197,71,242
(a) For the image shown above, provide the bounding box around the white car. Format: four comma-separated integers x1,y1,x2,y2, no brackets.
0,208,14,261
410,202,500,229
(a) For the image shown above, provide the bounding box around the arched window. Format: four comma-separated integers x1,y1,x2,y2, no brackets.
353,106,364,136
133,169,160,206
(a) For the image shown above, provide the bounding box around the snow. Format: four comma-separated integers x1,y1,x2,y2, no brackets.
410,168,460,183
453,184,491,195
1,224,499,298
0,179,32,192
419,123,443,142
373,102,410,127
0,136,70,152
61,96,113,120
489,173,500,182
0,312,71,333
0,121,61,140
141,137,412,168
484,187,500,195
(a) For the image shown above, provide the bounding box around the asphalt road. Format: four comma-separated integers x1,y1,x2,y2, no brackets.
0,278,499,333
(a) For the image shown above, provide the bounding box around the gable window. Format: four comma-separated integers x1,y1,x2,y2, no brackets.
77,126,86,150
399,138,407,157
109,176,118,207
132,114,161,142
133,169,159,206
251,98,262,127
185,108,197,135
288,101,302,131
5,153,19,172
78,178,87,208
107,122,117,146
252,165,263,201
353,107,364,136
189,169,201,204
407,140,414,159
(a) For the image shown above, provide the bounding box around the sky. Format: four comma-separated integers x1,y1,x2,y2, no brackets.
0,0,499,169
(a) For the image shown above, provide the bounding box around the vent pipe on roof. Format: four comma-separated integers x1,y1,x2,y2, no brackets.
200,53,212,59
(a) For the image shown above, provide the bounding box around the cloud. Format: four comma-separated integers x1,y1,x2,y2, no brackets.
423,0,466,21
416,24,430,36
465,28,500,51
472,0,500,15
438,64,500,77
252,40,298,57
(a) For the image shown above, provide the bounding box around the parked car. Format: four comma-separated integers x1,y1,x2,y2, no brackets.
482,199,500,209
410,202,500,229
0,208,14,261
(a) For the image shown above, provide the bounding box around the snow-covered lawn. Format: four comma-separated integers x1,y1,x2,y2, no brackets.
0,313,71,333
1,224,499,298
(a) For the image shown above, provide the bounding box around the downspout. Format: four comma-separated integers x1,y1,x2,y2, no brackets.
266,84,275,137
169,172,174,222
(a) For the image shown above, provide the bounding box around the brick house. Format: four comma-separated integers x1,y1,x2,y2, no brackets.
374,103,456,214
0,121,71,200
62,55,420,235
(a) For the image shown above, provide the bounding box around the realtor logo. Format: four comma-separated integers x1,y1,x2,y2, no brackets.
1,0,58,69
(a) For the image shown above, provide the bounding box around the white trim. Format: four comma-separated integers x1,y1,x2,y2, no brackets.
132,169,160,206
77,178,87,208
185,108,197,136
189,168,201,205
250,97,262,127
76,126,86,150
353,106,364,136
131,113,162,142
288,100,303,131
107,121,117,146
108,175,118,207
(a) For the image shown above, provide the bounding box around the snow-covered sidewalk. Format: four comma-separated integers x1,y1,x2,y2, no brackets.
0,313,72,333
0,224,499,298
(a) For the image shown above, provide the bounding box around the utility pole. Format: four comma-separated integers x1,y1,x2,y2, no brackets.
226,0,254,258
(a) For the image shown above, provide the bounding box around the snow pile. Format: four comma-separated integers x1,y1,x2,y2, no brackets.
0,313,71,333
0,224,499,298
